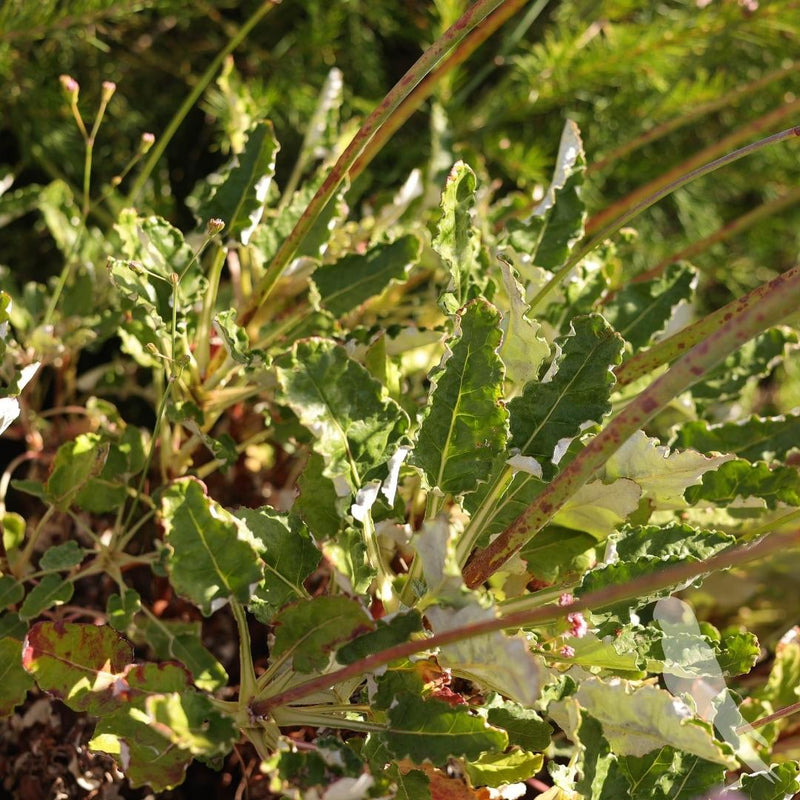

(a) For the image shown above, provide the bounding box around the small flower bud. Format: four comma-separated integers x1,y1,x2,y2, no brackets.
567,611,588,639
145,342,159,354
101,81,117,103
59,74,80,101
111,175,122,186
558,592,574,607
559,645,575,658
206,218,225,236
140,132,155,153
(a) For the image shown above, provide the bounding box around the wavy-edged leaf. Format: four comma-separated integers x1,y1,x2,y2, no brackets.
671,413,800,463
685,459,800,509
410,299,508,495
196,120,279,244
39,540,85,571
509,119,586,269
573,678,735,764
737,762,800,799
426,603,543,706
604,431,733,509
496,254,551,386
213,308,266,366
603,262,697,351
508,314,623,480
0,637,33,717
519,526,597,584
434,161,485,314
381,694,508,767
611,522,734,563
690,327,798,407
160,477,263,616
19,574,73,620
271,595,374,673
313,235,420,318
275,339,408,492
553,478,641,538
235,506,319,623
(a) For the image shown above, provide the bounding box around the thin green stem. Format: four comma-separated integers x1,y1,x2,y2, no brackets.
464,262,800,588
738,700,800,734
251,529,799,715
13,506,56,578
196,247,227,376
528,125,800,316
242,0,520,326
124,1,276,207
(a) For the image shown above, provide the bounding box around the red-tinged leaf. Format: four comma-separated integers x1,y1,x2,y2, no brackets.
22,621,133,714
0,637,34,717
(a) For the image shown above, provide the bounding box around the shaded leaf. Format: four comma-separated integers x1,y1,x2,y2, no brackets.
294,451,343,540
0,575,24,608
197,120,279,244
39,540,85,571
411,300,508,495
620,746,725,800
487,702,552,752
603,262,696,351
19,575,73,620
0,637,33,717
107,589,141,632
271,595,374,673
337,610,423,665
45,433,109,509
160,477,263,616
313,235,420,317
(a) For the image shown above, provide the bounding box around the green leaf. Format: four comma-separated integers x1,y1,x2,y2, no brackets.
106,589,141,632
0,637,33,717
685,459,800,509
603,262,697,351
294,452,343,540
553,478,642,538
160,477,264,615
45,433,109,509
213,308,266,366
487,702,552,752
434,161,484,313
611,522,734,563
197,120,279,244
410,299,508,495
519,526,597,584
0,613,27,640
465,748,543,787
321,526,375,594
39,540,85,571
21,622,133,713
620,747,725,800
572,678,735,764
275,339,408,492
509,119,586,269
737,762,800,799
19,575,73,619
235,506,319,622
336,610,423,665
0,575,24,608
142,691,238,756
753,627,800,710
387,764,431,799
136,616,227,692
426,603,543,706
690,327,798,406
271,595,374,673
671,413,800,463
313,235,420,318
381,694,507,767
604,431,733,509
508,314,623,480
